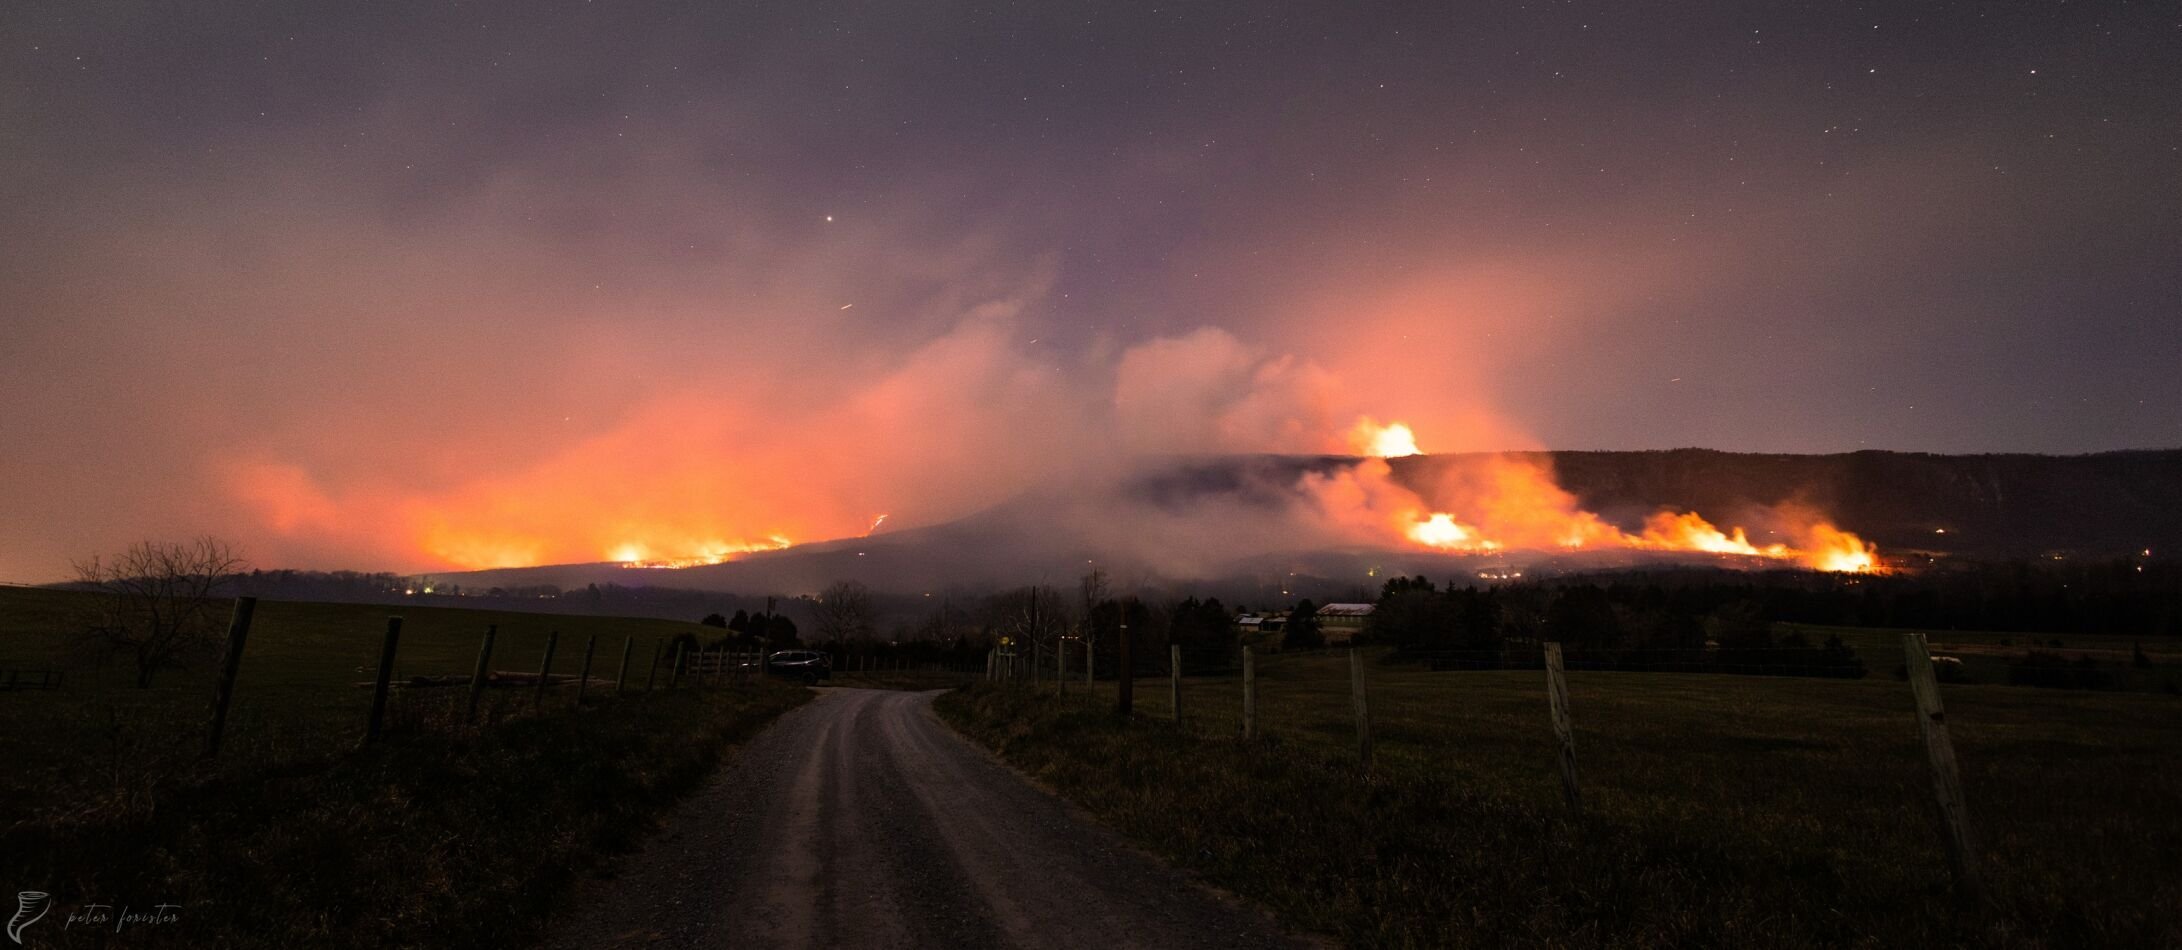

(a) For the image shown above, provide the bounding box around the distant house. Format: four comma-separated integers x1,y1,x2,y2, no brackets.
1233,611,1290,652
1316,603,1375,643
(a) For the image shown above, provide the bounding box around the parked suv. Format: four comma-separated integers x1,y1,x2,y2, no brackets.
765,650,832,683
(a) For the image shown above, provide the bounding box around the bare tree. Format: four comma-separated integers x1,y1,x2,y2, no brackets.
813,580,876,642
978,584,1067,679
73,537,247,688
1079,568,1108,634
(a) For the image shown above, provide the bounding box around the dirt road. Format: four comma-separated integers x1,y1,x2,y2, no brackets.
544,687,1309,950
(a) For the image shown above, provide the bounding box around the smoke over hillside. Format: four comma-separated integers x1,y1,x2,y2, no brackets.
440,448,2182,598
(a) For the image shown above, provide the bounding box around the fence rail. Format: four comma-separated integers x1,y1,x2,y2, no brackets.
1,669,64,691
981,636,1989,896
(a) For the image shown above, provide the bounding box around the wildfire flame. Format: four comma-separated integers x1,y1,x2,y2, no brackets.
1801,522,1879,573
1351,419,1421,458
1350,418,1882,573
611,535,793,569
1638,511,1790,558
1407,512,1501,552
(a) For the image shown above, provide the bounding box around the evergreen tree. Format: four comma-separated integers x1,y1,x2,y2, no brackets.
1284,599,1325,650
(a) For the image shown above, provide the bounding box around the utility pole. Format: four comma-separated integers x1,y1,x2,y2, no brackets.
1116,618,1133,717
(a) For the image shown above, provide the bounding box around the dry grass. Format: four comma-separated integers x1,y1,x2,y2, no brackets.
0,586,809,948
941,650,2182,948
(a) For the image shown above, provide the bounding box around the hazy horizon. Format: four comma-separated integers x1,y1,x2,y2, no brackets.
5,1,2177,580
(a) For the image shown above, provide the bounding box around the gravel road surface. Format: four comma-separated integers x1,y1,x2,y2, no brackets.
543,687,1309,950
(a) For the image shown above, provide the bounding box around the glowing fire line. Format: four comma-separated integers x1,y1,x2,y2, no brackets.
1355,420,1882,573
612,535,793,569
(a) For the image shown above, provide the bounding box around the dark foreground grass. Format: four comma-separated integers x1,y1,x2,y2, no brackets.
938,659,2182,948
12,686,807,948
0,586,740,821
0,587,810,948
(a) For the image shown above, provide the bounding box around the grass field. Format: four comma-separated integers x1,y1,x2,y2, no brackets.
940,649,2182,948
0,585,809,948
1792,623,2182,691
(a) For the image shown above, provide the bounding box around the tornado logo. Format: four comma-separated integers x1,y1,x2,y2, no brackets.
7,891,46,945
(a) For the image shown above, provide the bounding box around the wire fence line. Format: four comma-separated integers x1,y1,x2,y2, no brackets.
35,596,800,762
1087,645,1874,678
975,634,1989,896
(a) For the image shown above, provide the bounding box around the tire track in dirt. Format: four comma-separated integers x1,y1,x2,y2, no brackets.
544,688,1309,949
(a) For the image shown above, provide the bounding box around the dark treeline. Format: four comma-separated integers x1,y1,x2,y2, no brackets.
1516,558,2179,638
225,568,782,620
1080,594,1236,675
1361,576,1868,678
773,558,2179,682
1356,558,2179,682
677,603,989,671
96,558,2177,685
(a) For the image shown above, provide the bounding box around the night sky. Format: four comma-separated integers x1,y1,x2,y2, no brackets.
3,1,2178,578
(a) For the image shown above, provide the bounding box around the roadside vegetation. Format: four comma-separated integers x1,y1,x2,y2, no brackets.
939,654,2182,948
0,585,809,948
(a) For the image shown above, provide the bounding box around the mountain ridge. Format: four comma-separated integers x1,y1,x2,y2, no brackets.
438,448,2182,595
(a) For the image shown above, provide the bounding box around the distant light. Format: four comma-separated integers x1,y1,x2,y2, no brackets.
825,215,834,222
1934,528,1947,534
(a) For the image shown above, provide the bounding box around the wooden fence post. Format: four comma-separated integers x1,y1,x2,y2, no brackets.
203,596,257,758
1170,644,1184,723
465,625,497,725
645,640,662,692
576,634,597,705
1116,622,1133,717
1543,642,1581,816
1350,646,1372,767
1904,632,1981,896
1085,636,1094,689
670,642,687,688
365,616,403,744
1059,636,1068,696
1242,645,1256,741
534,631,559,709
615,636,634,693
